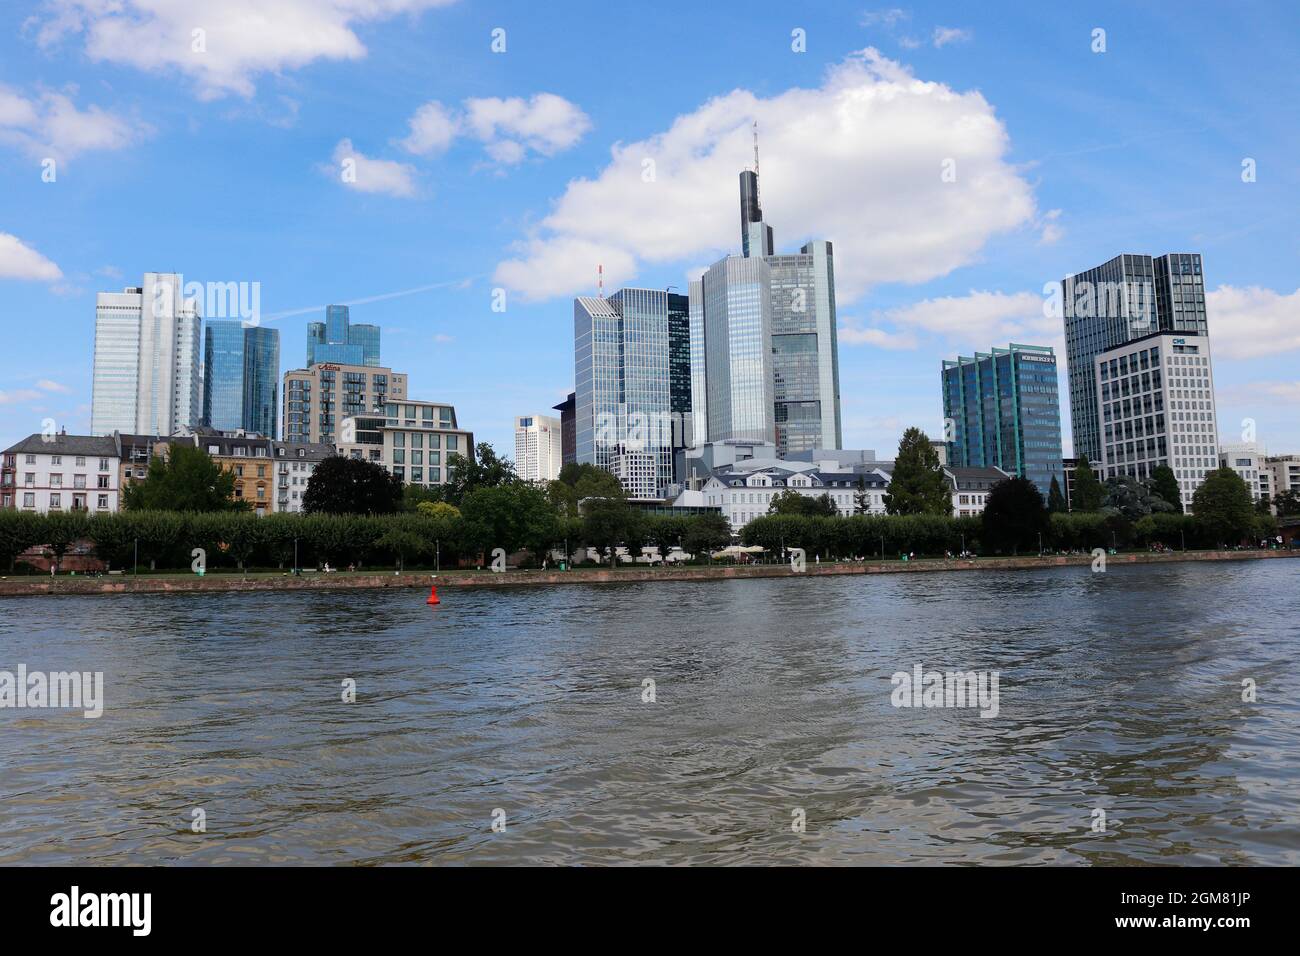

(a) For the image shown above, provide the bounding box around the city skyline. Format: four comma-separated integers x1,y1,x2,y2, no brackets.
3,3,1299,464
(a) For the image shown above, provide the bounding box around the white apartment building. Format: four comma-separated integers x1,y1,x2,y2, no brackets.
91,273,202,437
1095,331,1219,512
1265,454,1300,501
1,433,121,513
1219,442,1268,502
272,441,336,513
337,399,473,491
514,414,563,483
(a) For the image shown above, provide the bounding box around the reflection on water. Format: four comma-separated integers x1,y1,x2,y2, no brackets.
1,560,1297,865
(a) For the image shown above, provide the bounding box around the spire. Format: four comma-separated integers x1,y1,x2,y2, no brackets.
752,121,760,204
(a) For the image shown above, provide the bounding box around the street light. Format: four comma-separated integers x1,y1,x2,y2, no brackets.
436,539,441,573
133,537,138,576
293,535,299,575
1038,531,1043,556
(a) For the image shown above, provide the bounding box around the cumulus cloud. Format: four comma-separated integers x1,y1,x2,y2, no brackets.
494,49,1037,302
29,0,459,100
1205,286,1300,359
398,93,591,164
330,138,418,198
0,233,63,281
838,320,919,350
0,84,147,159
867,290,1062,352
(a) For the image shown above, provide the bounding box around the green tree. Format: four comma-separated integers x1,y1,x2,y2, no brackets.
1192,467,1256,546
440,442,517,507
417,501,462,520
461,482,557,565
0,510,42,572
884,428,951,516
1150,465,1183,514
1072,459,1104,512
1269,490,1300,517
1046,475,1067,514
123,445,247,512
42,510,91,573
374,527,426,571
548,462,625,517
768,489,837,517
302,456,403,515
581,496,637,562
981,477,1048,555
681,513,731,559
1101,475,1173,520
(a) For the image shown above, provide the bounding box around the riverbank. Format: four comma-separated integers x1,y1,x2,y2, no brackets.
1,547,1295,596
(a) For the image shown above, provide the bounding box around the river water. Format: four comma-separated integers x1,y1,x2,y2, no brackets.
1,560,1297,865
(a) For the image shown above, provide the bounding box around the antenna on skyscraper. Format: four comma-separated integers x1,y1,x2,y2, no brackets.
752,121,761,203
598,263,604,299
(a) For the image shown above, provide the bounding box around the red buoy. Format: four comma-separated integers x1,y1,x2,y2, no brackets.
426,583,440,605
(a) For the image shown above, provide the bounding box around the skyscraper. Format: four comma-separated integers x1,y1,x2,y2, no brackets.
91,272,201,436
942,344,1064,497
690,157,842,456
514,414,564,483
574,289,674,498
202,322,281,438
306,305,381,367
1062,253,1207,465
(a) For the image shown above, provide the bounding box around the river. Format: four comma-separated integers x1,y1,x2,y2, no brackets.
1,560,1296,865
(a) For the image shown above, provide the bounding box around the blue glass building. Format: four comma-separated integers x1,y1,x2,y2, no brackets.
942,344,1064,498
202,321,281,438
243,327,280,439
306,305,381,367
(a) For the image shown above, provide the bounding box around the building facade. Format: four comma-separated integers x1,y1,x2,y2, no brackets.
202,321,281,438
91,272,202,436
515,414,564,483
2,433,121,513
1219,442,1268,503
1094,331,1219,511
1062,253,1208,465
1265,454,1300,502
942,344,1064,498
574,290,674,498
553,392,576,467
337,399,473,491
306,305,380,368
272,441,336,513
283,362,407,446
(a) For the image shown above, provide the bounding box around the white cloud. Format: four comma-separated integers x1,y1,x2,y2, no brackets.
463,94,592,162
0,84,146,159
1205,286,1300,359
399,100,459,155
860,9,910,28
1038,208,1064,245
838,319,919,350
0,233,63,281
933,27,972,48
0,389,43,405
330,138,418,198
30,0,459,100
872,290,1062,352
37,379,71,393
494,49,1037,302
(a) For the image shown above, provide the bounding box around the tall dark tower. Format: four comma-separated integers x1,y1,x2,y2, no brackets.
739,124,774,258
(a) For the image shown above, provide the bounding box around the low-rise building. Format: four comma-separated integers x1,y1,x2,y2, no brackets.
273,441,336,513
1,432,121,513
1219,442,1268,503
1265,454,1300,501
190,430,276,515
338,399,473,491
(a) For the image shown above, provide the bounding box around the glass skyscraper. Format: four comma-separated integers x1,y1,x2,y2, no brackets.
202,321,280,438
942,344,1064,498
689,163,842,455
1062,252,1207,465
574,289,675,498
307,305,381,367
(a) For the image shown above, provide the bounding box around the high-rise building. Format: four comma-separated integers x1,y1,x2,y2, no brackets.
574,290,674,498
306,305,381,367
283,362,407,445
942,344,1064,498
515,414,563,483
690,159,841,456
1062,253,1208,465
91,273,201,437
553,392,576,466
1094,330,1218,511
202,321,281,438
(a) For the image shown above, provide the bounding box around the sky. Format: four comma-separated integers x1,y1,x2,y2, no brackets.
1,0,1298,461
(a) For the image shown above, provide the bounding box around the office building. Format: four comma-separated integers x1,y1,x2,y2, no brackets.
942,344,1064,498
1219,442,1268,503
1265,454,1300,501
306,305,381,367
1,432,121,513
337,399,472,490
1063,253,1208,465
690,160,841,456
202,321,281,438
515,414,563,483
553,392,576,467
283,362,407,446
1095,330,1218,511
574,290,675,498
91,272,201,436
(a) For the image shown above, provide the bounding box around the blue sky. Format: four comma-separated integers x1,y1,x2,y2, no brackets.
2,0,1298,459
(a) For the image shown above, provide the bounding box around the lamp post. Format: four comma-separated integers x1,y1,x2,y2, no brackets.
293,535,299,575
1180,528,1185,552
880,534,885,560
1038,531,1043,556
436,539,441,573
133,538,138,576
